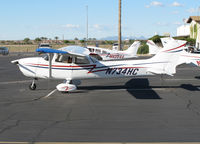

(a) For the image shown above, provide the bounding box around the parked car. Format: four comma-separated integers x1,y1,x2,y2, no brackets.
38,43,51,48
0,47,9,55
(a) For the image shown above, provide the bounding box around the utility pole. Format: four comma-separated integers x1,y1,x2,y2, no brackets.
86,5,88,47
118,0,122,51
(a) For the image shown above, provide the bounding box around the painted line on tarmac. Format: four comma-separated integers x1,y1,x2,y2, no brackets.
0,80,32,85
43,89,57,99
165,78,196,81
0,142,200,144
85,88,167,92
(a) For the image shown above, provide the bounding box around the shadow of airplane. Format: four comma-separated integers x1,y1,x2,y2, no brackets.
195,76,200,79
77,78,200,99
125,78,161,99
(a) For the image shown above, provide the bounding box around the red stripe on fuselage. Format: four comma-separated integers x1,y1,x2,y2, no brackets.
164,43,186,52
27,63,95,68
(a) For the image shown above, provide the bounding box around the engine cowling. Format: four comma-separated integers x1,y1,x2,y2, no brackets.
56,83,77,92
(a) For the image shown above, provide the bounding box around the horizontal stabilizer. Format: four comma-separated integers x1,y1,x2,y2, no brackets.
147,68,174,76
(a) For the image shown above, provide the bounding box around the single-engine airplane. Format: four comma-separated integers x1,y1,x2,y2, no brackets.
87,41,140,60
12,39,191,92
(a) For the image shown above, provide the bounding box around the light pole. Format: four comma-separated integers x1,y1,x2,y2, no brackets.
118,0,122,51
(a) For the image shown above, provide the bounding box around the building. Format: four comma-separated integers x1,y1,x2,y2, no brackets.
186,16,200,49
177,24,190,37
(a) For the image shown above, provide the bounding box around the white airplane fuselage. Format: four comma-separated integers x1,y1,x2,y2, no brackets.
12,40,191,92
17,56,154,81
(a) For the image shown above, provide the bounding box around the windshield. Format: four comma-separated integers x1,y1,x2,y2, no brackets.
42,54,49,61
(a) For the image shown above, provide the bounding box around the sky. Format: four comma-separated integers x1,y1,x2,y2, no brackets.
0,0,200,40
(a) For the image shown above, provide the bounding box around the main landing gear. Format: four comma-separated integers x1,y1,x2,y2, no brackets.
29,78,37,90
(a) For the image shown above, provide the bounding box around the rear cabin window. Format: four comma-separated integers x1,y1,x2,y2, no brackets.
102,50,107,54
95,49,101,53
75,56,89,64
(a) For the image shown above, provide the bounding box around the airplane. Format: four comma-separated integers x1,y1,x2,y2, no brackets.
147,37,188,55
157,37,200,67
87,41,140,60
146,40,161,55
11,39,191,92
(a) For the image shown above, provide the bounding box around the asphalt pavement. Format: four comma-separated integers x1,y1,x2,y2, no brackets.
0,54,200,142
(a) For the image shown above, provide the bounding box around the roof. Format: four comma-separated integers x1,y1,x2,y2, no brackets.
187,16,200,23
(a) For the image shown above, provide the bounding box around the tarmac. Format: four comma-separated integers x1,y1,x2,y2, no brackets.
0,54,200,143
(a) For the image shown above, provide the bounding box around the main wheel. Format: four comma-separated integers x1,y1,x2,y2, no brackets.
29,83,36,90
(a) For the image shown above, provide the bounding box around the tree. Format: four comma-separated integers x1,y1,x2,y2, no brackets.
55,36,59,43
149,35,166,43
186,38,196,46
80,40,85,43
24,38,30,44
137,44,149,54
64,40,70,44
35,37,41,43
74,37,79,40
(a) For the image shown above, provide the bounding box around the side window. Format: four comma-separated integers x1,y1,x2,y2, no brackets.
75,56,89,64
95,49,101,53
102,50,107,54
55,54,72,63
88,48,94,52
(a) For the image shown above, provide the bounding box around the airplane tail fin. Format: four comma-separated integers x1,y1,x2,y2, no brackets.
148,40,187,76
124,41,141,55
146,40,161,55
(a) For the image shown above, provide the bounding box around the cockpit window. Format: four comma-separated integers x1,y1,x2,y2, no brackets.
88,48,94,52
42,54,49,61
90,56,98,63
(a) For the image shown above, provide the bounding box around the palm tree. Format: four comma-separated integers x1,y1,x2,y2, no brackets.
55,36,59,43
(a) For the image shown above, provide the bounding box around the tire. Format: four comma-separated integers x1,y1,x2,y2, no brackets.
29,83,36,90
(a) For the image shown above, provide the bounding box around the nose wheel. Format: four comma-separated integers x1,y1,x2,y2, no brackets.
29,79,37,90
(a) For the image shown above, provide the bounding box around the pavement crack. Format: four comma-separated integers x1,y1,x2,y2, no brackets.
31,121,58,143
32,109,72,142
187,100,192,109
65,108,72,121
0,113,17,123
0,120,20,135
186,99,200,117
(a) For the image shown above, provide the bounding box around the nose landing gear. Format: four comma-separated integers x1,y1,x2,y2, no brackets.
29,78,37,90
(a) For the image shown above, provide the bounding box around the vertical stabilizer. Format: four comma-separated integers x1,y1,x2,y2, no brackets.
147,40,161,55
124,41,141,55
148,40,187,75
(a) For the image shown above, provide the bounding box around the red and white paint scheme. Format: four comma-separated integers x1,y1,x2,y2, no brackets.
11,40,192,92
147,37,200,67
87,41,140,60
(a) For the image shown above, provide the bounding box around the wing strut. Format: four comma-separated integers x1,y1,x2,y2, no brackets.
48,53,53,78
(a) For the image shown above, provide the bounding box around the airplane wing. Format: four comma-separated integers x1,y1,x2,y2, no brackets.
37,46,91,57
59,46,90,57
36,48,68,54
